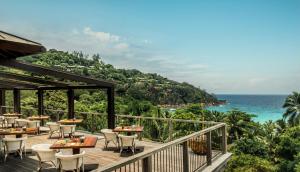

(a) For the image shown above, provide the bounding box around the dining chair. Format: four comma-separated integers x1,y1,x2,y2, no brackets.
55,151,85,172
0,116,5,128
5,117,18,128
32,144,57,171
15,119,29,128
60,125,76,138
101,129,119,149
47,122,61,138
118,134,137,154
2,137,27,161
27,120,40,134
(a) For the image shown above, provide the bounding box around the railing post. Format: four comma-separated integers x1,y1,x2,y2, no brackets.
206,131,212,165
221,124,227,154
142,156,152,172
182,141,189,172
168,119,173,141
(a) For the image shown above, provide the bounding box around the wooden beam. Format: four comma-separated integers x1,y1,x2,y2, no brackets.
0,71,70,86
0,78,40,88
13,88,21,113
0,90,6,114
67,89,75,119
0,59,114,87
107,87,115,129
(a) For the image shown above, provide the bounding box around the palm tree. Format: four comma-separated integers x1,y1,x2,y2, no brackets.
283,92,300,126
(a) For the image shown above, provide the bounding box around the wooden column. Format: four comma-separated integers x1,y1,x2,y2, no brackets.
222,125,227,154
0,90,6,114
37,89,44,116
67,89,75,119
206,131,212,165
182,141,189,172
107,87,115,129
13,88,21,113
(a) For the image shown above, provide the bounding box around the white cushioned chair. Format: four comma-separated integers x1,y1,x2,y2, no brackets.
15,119,29,128
3,137,27,161
5,117,18,128
101,129,119,149
47,122,61,138
27,120,40,134
118,134,137,154
32,144,57,171
60,125,76,138
0,116,5,128
56,151,85,172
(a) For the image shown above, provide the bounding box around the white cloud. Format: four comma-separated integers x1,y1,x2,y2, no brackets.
83,27,119,42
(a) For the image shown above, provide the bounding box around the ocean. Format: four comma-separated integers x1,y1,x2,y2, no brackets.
207,94,288,123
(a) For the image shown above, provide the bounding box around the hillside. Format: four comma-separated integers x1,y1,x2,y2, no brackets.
20,49,219,105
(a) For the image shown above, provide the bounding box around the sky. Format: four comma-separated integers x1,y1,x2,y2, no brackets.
1,0,299,94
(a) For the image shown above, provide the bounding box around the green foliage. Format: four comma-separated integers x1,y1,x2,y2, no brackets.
231,138,268,158
225,154,277,172
276,126,300,161
283,92,300,126
20,50,219,106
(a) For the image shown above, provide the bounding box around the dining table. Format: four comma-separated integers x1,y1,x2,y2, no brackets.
3,113,22,118
113,126,144,140
28,115,50,126
58,119,83,125
0,128,37,138
50,136,97,154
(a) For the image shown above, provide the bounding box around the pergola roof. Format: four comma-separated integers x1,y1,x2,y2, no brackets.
0,30,115,89
0,31,46,58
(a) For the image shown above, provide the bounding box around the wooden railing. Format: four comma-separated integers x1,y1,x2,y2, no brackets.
98,123,227,172
1,106,220,143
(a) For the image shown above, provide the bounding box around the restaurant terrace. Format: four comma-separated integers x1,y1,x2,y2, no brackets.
0,31,231,172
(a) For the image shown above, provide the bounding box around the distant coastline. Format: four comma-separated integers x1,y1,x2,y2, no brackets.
207,94,287,122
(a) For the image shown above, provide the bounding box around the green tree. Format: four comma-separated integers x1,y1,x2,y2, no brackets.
283,92,300,126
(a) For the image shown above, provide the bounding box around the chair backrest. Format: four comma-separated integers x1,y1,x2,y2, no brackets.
60,125,76,134
47,122,60,131
0,116,5,121
16,119,29,127
3,137,27,152
5,117,17,124
101,129,118,142
119,134,137,147
56,151,85,171
27,120,40,128
32,144,56,162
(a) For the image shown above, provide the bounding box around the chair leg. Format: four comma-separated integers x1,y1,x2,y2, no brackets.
105,141,108,149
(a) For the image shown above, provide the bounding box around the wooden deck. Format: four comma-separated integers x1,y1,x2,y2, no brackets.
0,132,162,172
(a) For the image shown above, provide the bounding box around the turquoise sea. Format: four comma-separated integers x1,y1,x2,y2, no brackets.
207,95,288,123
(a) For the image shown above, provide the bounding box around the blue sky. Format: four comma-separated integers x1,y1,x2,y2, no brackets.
1,0,299,94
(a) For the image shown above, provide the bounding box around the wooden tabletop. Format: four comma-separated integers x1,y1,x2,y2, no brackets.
113,126,144,133
0,128,37,136
50,136,97,150
27,115,50,120
58,119,83,124
3,113,22,117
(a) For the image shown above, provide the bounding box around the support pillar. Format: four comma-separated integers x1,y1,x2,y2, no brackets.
67,89,74,119
107,87,115,129
13,88,21,113
0,90,6,114
37,89,44,116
